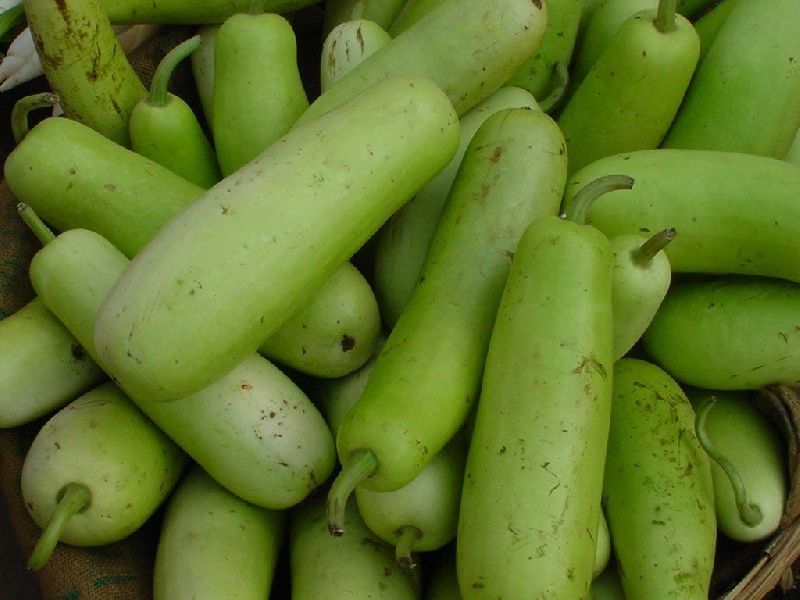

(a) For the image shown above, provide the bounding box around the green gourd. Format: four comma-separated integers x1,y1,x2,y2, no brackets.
23,0,146,146
372,85,539,327
562,149,800,283
94,74,459,403
505,0,583,101
289,489,421,600
129,35,221,188
24,217,336,510
328,108,568,535
609,230,674,360
153,465,287,600
642,276,800,390
0,298,105,428
603,358,716,600
4,116,384,379
689,389,787,544
557,0,700,175
212,12,309,176
22,382,187,570
457,179,616,600
294,0,548,125
320,19,392,93
570,0,714,87
355,433,466,567
661,0,800,158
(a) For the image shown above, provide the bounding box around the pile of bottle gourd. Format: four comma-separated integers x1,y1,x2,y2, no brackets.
2,0,800,597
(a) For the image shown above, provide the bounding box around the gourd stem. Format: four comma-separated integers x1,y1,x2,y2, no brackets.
28,483,91,571
395,525,422,569
695,396,763,527
539,62,570,114
147,35,201,107
11,92,60,143
17,203,56,245
631,228,677,266
563,174,634,225
654,0,678,33
326,449,378,536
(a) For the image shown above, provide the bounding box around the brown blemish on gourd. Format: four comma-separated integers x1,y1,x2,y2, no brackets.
340,334,356,352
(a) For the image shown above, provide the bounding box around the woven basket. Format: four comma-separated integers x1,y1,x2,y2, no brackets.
1,7,799,599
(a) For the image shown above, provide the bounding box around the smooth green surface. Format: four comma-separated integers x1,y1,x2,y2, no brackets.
563,149,800,283
662,0,800,157
212,13,309,176
153,465,286,600
643,276,800,389
558,8,699,175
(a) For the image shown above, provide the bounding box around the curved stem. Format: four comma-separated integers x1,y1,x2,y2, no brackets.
147,35,201,107
563,174,634,225
695,396,763,527
539,61,570,114
17,203,56,245
28,483,91,571
326,449,378,536
654,0,678,33
394,525,422,569
11,92,60,143
631,227,676,266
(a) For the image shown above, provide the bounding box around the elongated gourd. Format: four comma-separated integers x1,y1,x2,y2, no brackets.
457,206,614,599
26,224,336,509
21,382,187,568
153,465,287,600
571,0,714,86
129,35,221,188
94,74,459,402
603,358,716,600
661,0,800,158
294,0,548,124
0,298,105,428
642,276,800,390
372,85,539,327
562,149,800,283
329,108,568,536
4,116,384,379
211,12,309,176
557,0,700,175
24,0,146,146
